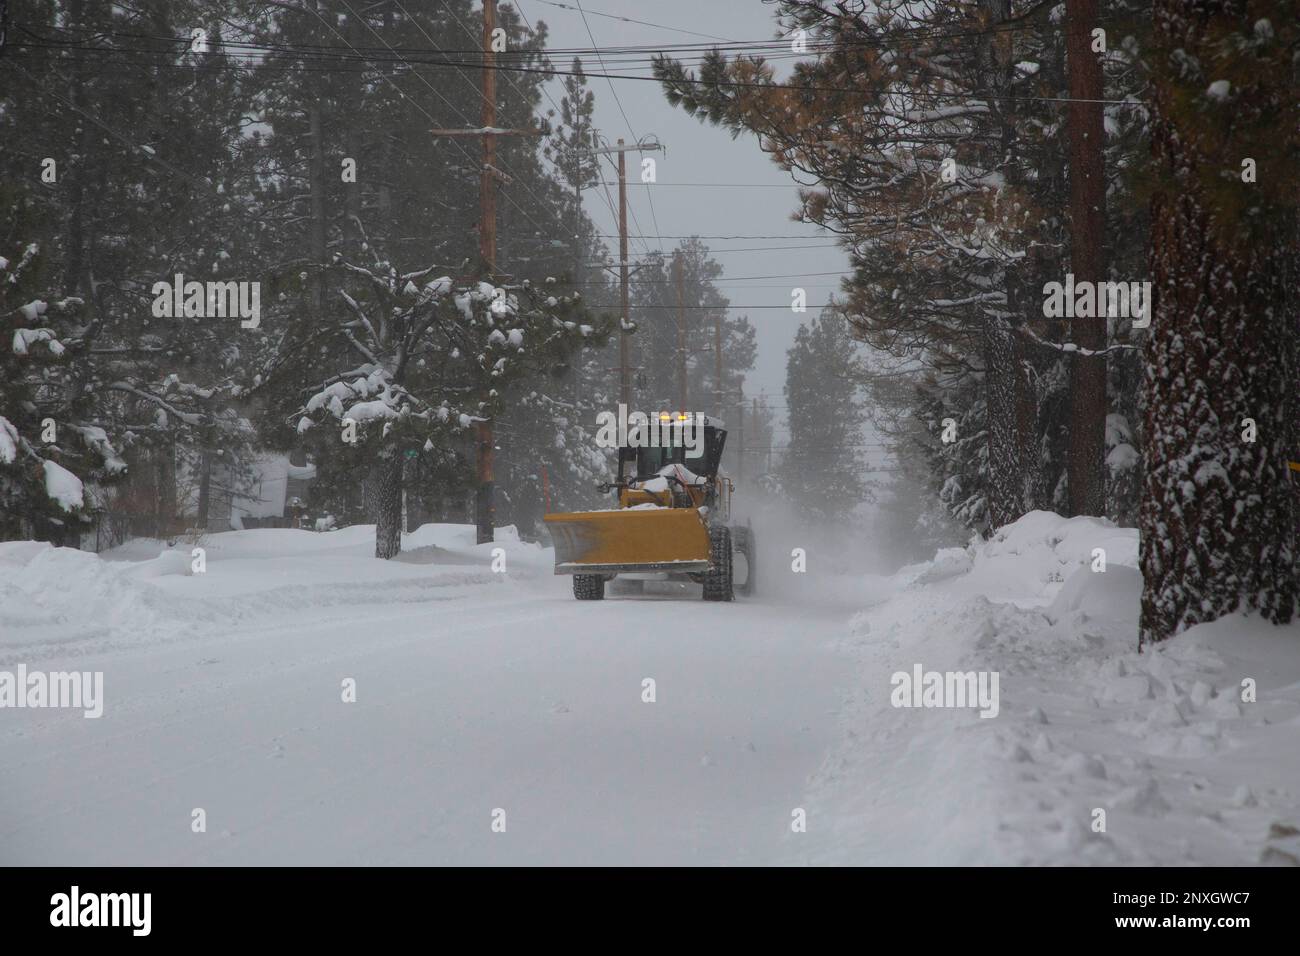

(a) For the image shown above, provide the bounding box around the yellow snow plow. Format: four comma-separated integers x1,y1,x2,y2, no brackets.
547,507,711,573
543,414,754,601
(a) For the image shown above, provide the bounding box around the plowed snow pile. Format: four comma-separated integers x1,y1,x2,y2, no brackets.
795,511,1300,866
0,525,543,664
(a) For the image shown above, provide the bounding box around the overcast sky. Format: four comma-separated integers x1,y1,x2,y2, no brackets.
517,0,850,423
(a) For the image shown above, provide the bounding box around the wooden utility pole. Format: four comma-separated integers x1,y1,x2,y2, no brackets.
569,129,585,405
1065,0,1107,517
476,0,498,545
430,0,541,545
589,137,663,409
736,401,744,482
481,0,497,271
675,253,687,412
714,309,723,415
619,143,631,408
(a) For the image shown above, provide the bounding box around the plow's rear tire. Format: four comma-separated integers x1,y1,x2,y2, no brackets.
703,525,734,602
574,574,605,600
732,524,755,596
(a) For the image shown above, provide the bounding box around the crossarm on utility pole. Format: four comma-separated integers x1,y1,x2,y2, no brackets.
426,0,545,545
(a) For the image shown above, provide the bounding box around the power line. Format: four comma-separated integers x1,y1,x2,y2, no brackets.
509,2,648,266
583,241,844,259
5,59,266,239
569,0,668,259
9,28,1142,107
16,12,1137,62
597,149,654,257
621,304,840,310
295,2,545,242
577,282,847,290
594,233,837,240
591,181,823,188
614,269,855,282
417,0,594,255
329,0,561,242
528,0,736,42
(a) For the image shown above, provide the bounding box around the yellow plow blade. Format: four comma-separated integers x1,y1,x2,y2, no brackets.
544,507,711,574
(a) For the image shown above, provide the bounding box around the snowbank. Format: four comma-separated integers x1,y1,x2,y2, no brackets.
796,511,1300,866
0,523,547,663
0,542,170,655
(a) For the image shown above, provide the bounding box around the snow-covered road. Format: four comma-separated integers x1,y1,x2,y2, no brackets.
4,515,1298,866
0,526,857,865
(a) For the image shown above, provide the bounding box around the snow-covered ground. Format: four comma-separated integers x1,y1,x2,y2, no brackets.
796,513,1300,866
1,513,1296,865
0,524,854,865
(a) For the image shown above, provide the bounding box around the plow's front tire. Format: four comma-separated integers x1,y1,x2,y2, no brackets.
574,574,605,600
703,525,734,602
732,524,755,596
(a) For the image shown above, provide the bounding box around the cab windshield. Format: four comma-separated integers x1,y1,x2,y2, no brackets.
635,444,686,479
618,424,726,481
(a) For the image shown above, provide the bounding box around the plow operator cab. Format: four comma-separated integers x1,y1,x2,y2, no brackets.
543,414,755,601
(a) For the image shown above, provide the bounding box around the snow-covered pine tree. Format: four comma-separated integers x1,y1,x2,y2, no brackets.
477,55,625,536
627,239,756,416
544,57,602,274
0,238,112,543
777,306,871,524
2,0,263,543
724,393,778,486
242,0,603,542
1141,0,1299,644
654,1,1066,534
265,245,607,559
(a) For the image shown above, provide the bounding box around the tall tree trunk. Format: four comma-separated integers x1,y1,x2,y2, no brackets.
980,0,1030,531
1141,0,1298,645
403,457,428,532
155,443,177,539
1065,0,1108,516
343,126,361,249
984,317,1026,528
64,0,95,322
374,453,403,559
1013,332,1037,511
1029,25,1072,515
308,102,328,314
376,5,394,228
196,449,211,530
